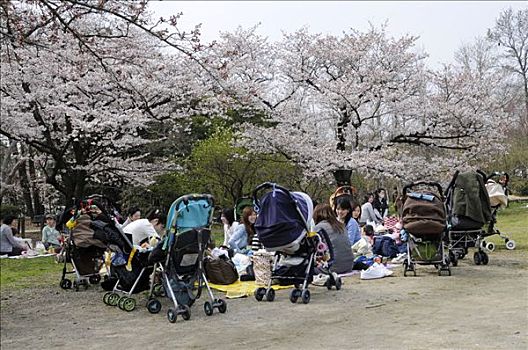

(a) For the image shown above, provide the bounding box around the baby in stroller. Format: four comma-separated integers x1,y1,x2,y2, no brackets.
252,183,342,305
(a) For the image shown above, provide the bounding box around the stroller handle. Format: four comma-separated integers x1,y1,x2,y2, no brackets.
252,182,293,211
178,194,215,207
403,181,444,199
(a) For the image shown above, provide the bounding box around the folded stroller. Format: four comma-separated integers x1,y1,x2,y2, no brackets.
252,183,341,305
146,194,226,323
401,181,451,276
445,171,515,266
59,196,128,292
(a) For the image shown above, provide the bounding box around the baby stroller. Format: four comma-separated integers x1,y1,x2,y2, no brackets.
146,194,226,323
252,183,341,305
401,181,451,276
101,229,155,312
445,171,514,266
58,196,123,291
329,185,357,211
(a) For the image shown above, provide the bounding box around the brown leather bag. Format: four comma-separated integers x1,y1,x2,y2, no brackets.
204,256,239,285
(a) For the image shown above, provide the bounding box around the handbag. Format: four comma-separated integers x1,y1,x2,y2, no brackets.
204,255,239,285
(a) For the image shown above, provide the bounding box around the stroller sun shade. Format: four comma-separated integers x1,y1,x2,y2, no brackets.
167,196,214,234
254,189,313,253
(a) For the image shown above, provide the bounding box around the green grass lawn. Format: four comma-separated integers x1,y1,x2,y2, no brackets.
0,256,62,292
1,203,526,291
486,201,528,250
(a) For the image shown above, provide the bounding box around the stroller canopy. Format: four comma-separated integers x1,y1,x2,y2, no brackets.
254,188,313,252
448,172,492,227
166,195,214,234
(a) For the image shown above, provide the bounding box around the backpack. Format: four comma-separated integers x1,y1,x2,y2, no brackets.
372,236,399,258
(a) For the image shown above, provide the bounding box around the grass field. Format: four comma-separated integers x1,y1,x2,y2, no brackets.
1,202,526,291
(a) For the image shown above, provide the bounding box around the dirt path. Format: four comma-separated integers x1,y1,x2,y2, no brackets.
1,250,527,350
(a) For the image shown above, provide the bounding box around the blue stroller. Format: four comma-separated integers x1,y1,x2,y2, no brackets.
252,183,340,305
146,194,226,323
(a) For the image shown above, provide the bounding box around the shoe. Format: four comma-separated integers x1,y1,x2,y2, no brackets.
312,273,329,286
360,263,386,280
391,253,407,264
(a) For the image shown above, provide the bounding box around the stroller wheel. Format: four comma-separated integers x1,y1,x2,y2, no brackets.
449,252,458,267
506,240,516,250
123,298,136,312
107,293,120,306
89,275,101,284
481,252,489,265
204,301,214,316
180,305,191,320
254,287,266,302
118,296,128,310
289,289,300,303
473,252,482,265
146,299,162,314
60,278,72,290
103,292,113,305
167,308,177,323
335,277,342,290
301,289,311,304
217,299,227,314
265,288,275,302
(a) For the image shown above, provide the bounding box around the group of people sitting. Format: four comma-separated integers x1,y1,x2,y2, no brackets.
216,187,405,280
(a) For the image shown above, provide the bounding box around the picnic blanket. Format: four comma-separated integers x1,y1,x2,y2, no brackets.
1,253,55,259
207,280,292,299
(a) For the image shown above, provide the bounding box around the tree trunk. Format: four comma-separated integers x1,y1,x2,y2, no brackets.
18,161,35,218
28,156,45,215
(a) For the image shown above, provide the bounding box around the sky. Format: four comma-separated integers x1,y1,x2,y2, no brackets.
148,1,527,68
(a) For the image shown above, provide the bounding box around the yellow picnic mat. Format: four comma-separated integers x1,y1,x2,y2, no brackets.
207,280,293,299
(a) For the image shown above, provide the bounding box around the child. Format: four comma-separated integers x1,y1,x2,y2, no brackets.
42,214,62,253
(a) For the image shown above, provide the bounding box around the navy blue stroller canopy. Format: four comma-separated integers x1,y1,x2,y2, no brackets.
253,183,313,252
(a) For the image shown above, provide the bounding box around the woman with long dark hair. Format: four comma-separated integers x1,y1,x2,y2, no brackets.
335,197,362,245
228,207,257,254
313,203,354,274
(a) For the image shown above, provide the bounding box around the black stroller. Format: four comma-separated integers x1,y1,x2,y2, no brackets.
252,183,341,305
146,194,226,323
401,181,451,276
445,170,514,265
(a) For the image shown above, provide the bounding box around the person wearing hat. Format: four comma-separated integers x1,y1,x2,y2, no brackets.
42,214,62,253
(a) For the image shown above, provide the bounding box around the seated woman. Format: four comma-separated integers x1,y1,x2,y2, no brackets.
123,209,164,247
313,203,354,274
42,214,62,253
228,207,256,254
359,193,382,226
220,208,239,247
335,197,362,245
0,215,27,256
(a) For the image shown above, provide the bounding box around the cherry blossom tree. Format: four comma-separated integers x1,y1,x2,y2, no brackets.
487,7,528,132
206,25,506,182
0,0,215,204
